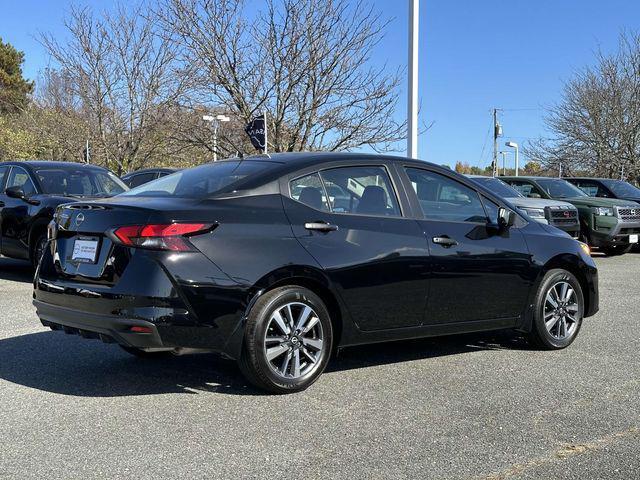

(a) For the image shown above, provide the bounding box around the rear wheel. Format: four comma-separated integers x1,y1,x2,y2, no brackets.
527,269,584,349
31,232,48,268
239,286,333,394
601,244,632,256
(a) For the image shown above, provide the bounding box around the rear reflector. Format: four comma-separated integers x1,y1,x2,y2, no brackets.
112,223,214,251
130,326,153,334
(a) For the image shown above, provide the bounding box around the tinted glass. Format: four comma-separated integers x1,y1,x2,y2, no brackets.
127,172,157,188
574,181,602,197
508,181,543,198
6,167,37,196
319,166,400,216
35,167,127,197
0,166,7,189
472,177,523,198
482,195,500,222
601,179,640,197
536,179,587,198
406,168,487,223
290,173,330,211
122,161,270,198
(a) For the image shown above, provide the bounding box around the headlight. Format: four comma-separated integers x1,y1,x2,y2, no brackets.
519,207,546,219
594,207,613,216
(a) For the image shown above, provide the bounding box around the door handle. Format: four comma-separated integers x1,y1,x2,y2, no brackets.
432,236,458,247
304,221,338,232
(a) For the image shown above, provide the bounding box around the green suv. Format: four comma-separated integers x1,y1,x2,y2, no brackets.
502,176,640,255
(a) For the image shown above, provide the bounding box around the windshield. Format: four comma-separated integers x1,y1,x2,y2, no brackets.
471,177,523,198
35,167,127,197
601,179,640,197
536,179,587,198
121,160,271,198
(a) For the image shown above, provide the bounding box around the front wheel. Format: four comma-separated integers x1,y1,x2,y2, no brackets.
239,286,333,394
31,233,48,269
601,244,632,256
527,269,584,349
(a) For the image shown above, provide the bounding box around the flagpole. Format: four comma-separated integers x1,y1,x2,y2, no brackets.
263,109,268,155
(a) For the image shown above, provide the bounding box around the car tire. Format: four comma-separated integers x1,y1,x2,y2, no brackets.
527,269,584,350
119,345,173,358
31,232,48,269
239,286,333,394
601,244,632,256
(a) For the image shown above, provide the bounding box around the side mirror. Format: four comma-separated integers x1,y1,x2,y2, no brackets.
498,207,516,229
5,186,26,200
528,193,541,199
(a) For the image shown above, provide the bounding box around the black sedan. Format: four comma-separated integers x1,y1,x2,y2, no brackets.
565,177,640,204
0,161,127,266
34,153,598,393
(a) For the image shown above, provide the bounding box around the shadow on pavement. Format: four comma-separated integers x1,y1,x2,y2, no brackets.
0,328,530,397
0,257,34,283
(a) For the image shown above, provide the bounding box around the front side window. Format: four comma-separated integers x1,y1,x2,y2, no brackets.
7,167,37,196
290,173,330,211
574,181,601,197
405,168,487,223
318,166,401,216
127,172,157,188
0,166,8,189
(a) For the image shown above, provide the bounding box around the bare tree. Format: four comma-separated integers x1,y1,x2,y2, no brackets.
40,4,189,174
157,0,405,154
526,32,640,182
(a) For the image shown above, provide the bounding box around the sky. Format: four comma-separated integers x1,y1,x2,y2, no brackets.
2,0,640,169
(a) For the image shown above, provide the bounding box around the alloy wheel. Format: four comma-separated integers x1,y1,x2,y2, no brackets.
543,281,580,340
263,301,324,379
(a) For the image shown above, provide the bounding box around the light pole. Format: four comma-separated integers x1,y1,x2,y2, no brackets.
203,114,231,161
407,0,419,158
505,141,519,176
498,151,510,175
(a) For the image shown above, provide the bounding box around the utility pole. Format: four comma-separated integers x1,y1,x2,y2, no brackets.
492,109,502,177
407,0,419,158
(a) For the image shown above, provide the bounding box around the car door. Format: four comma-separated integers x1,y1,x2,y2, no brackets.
0,165,9,254
401,167,532,325
0,166,39,259
282,163,431,331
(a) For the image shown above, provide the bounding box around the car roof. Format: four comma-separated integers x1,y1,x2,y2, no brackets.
123,167,178,176
566,177,621,182
0,160,107,170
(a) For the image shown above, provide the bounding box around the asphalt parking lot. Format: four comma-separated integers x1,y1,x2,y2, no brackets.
0,255,639,479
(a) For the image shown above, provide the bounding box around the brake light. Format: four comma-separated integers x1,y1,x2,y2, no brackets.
112,223,214,251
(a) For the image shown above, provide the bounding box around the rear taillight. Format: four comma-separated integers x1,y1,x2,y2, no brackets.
111,223,214,251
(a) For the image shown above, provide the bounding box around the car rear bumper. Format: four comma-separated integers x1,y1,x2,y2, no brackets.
34,300,167,348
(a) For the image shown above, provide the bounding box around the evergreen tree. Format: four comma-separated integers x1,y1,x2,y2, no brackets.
0,38,34,114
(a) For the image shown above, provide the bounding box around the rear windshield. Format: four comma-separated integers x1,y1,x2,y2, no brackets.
121,161,271,198
472,177,523,198
35,167,127,197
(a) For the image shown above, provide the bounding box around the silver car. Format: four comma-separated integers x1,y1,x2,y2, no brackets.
469,175,580,238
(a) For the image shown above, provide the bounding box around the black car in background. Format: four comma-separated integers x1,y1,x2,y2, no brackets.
121,168,177,188
0,161,128,266
565,177,640,204
34,153,598,393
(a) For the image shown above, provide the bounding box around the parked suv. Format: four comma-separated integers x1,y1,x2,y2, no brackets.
34,154,598,393
565,177,640,204
468,176,580,238
0,161,128,266
502,176,640,256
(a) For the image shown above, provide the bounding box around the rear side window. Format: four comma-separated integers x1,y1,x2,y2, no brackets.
508,181,542,198
122,161,270,198
319,166,401,216
290,173,330,211
127,172,157,188
405,168,487,223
